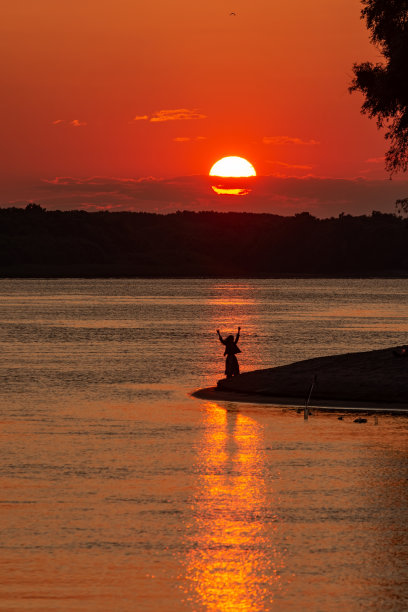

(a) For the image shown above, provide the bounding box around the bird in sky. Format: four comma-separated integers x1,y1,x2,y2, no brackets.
230,12,237,16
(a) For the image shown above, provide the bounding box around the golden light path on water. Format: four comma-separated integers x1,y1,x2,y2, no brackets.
183,402,285,611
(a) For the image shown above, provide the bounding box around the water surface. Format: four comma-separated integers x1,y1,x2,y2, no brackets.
1,279,407,610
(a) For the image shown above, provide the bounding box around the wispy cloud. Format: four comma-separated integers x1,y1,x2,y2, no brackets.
131,109,207,123
19,175,406,217
150,109,206,122
173,136,207,142
366,156,385,164
52,119,87,127
267,161,313,170
263,136,320,146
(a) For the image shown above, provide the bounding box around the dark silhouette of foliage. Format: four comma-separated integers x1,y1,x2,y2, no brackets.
396,195,408,214
25,203,46,213
0,207,407,277
350,1,408,182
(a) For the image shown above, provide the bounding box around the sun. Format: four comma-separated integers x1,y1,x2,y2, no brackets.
209,156,256,177
209,156,256,195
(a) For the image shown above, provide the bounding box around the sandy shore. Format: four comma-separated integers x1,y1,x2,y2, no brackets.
193,346,408,413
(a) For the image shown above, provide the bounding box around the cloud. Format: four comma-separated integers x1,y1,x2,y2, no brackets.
150,108,206,122
52,119,87,127
366,156,385,164
267,160,313,173
173,136,207,142
2,175,400,217
263,136,320,146
131,109,207,123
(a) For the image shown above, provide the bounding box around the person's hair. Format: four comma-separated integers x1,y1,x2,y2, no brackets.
226,335,234,343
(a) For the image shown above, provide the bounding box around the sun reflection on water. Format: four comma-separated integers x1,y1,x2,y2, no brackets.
183,403,284,611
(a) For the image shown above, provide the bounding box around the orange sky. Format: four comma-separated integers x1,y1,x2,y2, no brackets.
1,0,407,215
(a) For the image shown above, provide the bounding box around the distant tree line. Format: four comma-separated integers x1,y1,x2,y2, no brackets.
0,204,407,277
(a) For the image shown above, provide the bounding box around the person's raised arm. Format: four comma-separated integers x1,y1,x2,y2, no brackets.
235,326,241,343
216,329,225,344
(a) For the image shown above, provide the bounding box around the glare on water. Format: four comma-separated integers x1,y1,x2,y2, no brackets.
183,403,284,612
0,278,407,611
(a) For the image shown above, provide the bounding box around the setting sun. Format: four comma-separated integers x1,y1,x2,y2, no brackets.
209,156,256,177
210,156,256,195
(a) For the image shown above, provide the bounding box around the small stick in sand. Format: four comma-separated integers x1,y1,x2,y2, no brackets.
304,374,317,420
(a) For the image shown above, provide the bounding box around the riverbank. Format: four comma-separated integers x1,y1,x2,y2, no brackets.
193,346,408,412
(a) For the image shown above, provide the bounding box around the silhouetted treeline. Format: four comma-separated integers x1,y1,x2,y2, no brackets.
1,205,407,277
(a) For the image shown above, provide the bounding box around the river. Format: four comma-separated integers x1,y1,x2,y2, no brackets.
1,278,407,610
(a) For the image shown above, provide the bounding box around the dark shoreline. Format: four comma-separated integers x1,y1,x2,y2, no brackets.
1,269,408,279
1,208,408,278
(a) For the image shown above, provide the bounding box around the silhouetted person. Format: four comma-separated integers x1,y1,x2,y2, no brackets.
217,327,241,378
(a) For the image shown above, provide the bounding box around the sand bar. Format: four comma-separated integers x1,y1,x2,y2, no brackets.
193,346,408,413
